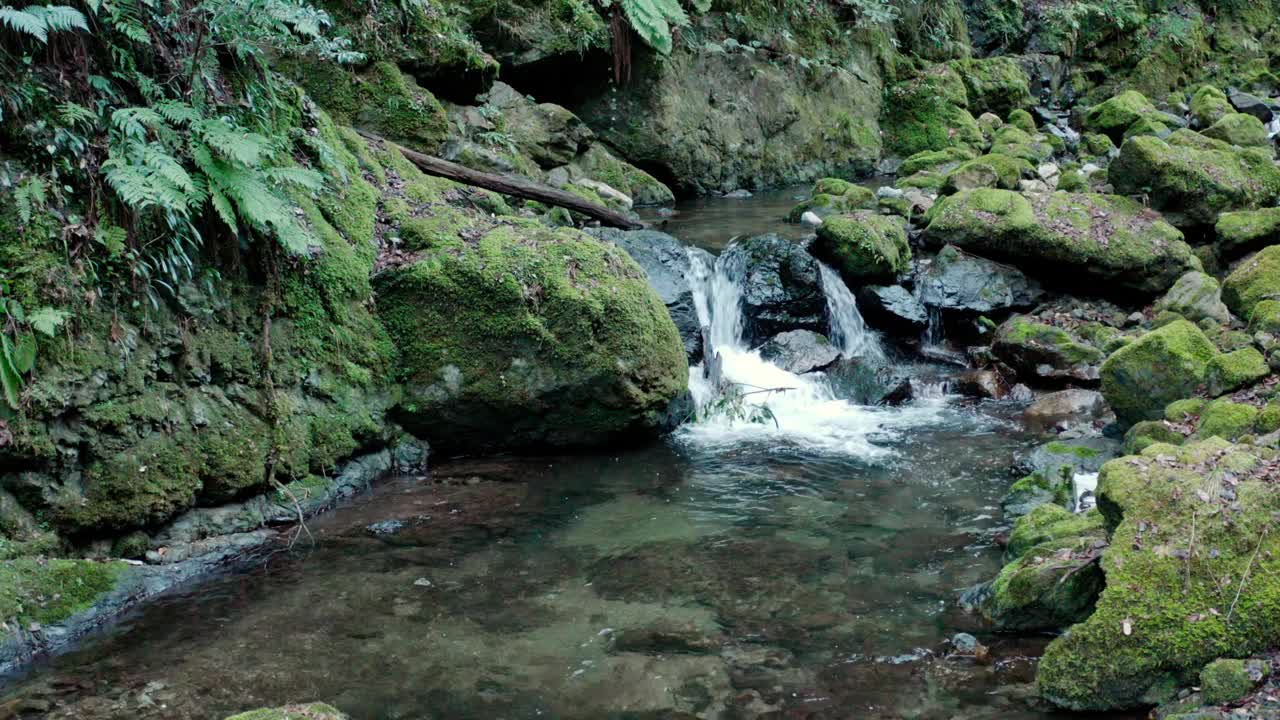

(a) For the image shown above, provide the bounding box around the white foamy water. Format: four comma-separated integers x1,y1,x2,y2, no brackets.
678,245,945,454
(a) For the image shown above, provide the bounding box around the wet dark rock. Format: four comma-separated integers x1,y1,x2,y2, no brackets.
856,285,928,335
1229,90,1276,122
952,370,1006,399
1014,437,1119,478
991,315,1105,387
591,227,709,363
366,519,407,537
879,378,914,406
756,330,841,374
611,627,720,655
916,245,1042,316
718,234,829,346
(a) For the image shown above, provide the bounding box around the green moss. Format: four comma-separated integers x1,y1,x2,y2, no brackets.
945,57,1031,116
1039,440,1280,710
898,146,978,176
1110,134,1280,228
1007,504,1106,560
1196,398,1260,441
1007,108,1036,133
1190,85,1234,128
1216,207,1280,257
984,531,1106,632
1003,470,1073,517
925,189,1198,295
1205,348,1270,397
0,558,123,630
895,171,947,192
813,212,911,282
1256,400,1280,435
1123,420,1186,454
1123,116,1170,140
1057,169,1088,193
1202,113,1271,148
1200,658,1265,705
572,144,674,206
1100,320,1219,426
1083,133,1117,156
287,61,448,153
374,221,686,453
943,153,1031,192
1223,246,1280,319
881,64,983,157
1166,398,1208,422
788,180,876,221
1083,90,1158,141
1045,441,1101,459
988,125,1053,163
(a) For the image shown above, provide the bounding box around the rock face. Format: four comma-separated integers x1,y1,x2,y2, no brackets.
992,316,1105,386
1038,439,1280,711
482,82,592,167
924,189,1198,296
376,222,689,453
812,212,911,284
1099,320,1219,427
574,32,882,194
1154,271,1232,325
856,285,929,334
1222,245,1280,319
881,63,982,157
718,234,830,347
757,330,841,374
1109,132,1280,228
591,228,707,364
916,244,1041,315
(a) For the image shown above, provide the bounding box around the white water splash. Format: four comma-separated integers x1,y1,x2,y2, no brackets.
679,245,942,453
1072,472,1099,512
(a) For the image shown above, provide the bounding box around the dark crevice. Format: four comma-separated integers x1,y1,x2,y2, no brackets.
495,50,615,109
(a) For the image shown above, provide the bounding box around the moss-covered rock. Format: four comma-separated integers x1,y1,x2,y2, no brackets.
1202,113,1271,148
1083,90,1158,142
1190,85,1234,128
1083,132,1117,157
1155,271,1231,325
1194,398,1261,441
288,61,448,153
570,144,675,206
992,316,1104,385
1200,658,1269,705
924,189,1198,296
1167,397,1208,422
224,704,348,720
1123,116,1171,140
983,530,1106,632
881,64,983,157
898,146,978,177
942,153,1031,193
1205,348,1270,397
988,125,1054,163
1002,470,1073,518
788,179,877,221
1007,504,1107,561
1123,420,1186,454
1,558,124,632
1216,207,1280,258
1248,299,1280,335
1007,108,1035,134
1039,440,1280,710
947,56,1032,117
1109,133,1280,228
1100,320,1219,426
375,222,687,453
812,212,911,283
1222,246,1280,319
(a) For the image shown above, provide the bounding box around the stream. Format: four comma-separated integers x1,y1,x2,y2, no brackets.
0,192,1134,719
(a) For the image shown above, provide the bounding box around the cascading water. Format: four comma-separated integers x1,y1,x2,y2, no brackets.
681,246,942,453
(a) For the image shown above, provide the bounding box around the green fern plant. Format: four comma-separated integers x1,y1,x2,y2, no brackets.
0,295,67,410
0,3,87,43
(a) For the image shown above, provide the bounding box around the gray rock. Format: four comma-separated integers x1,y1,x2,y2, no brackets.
1014,437,1119,478
1154,270,1231,325
856,285,928,335
917,245,1042,315
952,369,1005,399
757,330,842,374
1229,90,1276,122
590,227,708,364
951,632,980,653
1024,389,1109,425
718,234,829,346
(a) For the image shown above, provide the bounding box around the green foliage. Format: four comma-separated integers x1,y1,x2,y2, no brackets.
608,0,690,54
0,292,68,410
0,3,86,44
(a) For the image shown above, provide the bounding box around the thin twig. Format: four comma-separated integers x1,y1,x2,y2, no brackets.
1227,527,1268,624
1185,511,1196,594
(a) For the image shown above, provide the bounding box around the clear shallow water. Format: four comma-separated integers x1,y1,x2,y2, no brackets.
0,195,1139,720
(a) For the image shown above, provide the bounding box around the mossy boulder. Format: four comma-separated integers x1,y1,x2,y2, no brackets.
788,179,876,221
1205,348,1270,397
983,529,1106,632
1100,320,1219,426
1200,659,1270,705
1083,132,1117,157
924,189,1198,296
1083,90,1158,142
1222,246,1280,319
1,558,124,632
1195,398,1261,441
1190,85,1234,128
1008,108,1036,133
1123,116,1171,140
812,212,911,284
988,126,1053,163
1007,504,1107,561
570,144,675,206
942,153,1031,193
1109,133,1280,228
375,222,688,453
1155,271,1231,325
948,56,1032,117
1123,420,1186,454
1216,207,1280,257
1002,470,1073,518
992,316,1105,385
1202,113,1272,148
1248,299,1280,335
1038,440,1280,710
288,61,448,153
898,146,978,177
881,64,983,157
224,705,348,720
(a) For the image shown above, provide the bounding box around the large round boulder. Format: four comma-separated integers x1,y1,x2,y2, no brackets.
1099,320,1219,427
1082,90,1158,142
1109,132,1280,228
718,233,830,347
924,189,1198,296
917,244,1042,315
812,211,911,284
375,222,688,453
991,315,1105,386
1222,245,1280,319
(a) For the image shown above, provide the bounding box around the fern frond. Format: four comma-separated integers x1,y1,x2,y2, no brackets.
154,100,201,127
25,4,87,32
0,7,47,42
263,166,324,190
195,119,270,165
112,106,167,140
58,101,97,128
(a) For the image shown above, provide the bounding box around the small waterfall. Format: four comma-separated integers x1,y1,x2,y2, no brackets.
923,307,945,349
818,263,885,364
681,242,943,452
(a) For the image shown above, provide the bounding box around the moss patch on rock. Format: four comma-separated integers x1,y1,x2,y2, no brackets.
1223,246,1280,319
812,211,911,283
1216,207,1280,258
1083,90,1158,142
0,558,124,631
1100,320,1219,426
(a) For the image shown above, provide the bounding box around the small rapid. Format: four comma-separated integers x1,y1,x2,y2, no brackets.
679,244,949,454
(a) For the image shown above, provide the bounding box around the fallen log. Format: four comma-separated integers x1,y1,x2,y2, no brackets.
355,129,644,230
